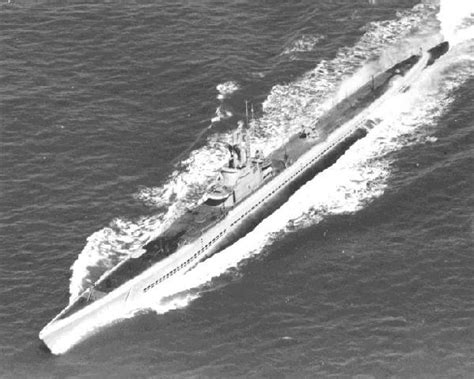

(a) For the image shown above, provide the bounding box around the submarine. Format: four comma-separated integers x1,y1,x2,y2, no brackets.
39,41,449,354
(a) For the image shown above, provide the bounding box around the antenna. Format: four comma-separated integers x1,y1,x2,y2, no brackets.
243,101,255,161
245,100,249,126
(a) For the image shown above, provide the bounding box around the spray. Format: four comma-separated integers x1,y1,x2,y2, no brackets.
437,0,474,44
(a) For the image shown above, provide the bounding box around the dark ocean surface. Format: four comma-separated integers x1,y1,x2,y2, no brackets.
1,0,473,377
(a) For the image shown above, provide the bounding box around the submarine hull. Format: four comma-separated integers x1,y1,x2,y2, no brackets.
39,41,449,354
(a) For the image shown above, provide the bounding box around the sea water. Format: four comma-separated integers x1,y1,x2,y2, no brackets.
1,0,473,376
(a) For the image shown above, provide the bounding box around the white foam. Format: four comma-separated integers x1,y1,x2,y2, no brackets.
438,0,474,44
210,81,240,123
216,81,240,98
281,34,326,56
211,105,233,124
